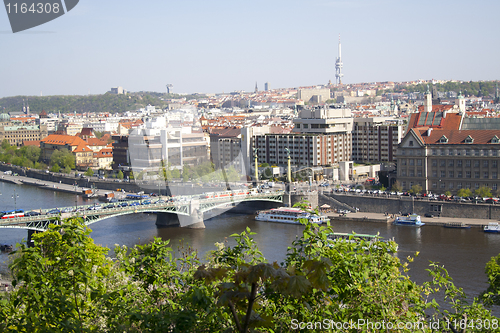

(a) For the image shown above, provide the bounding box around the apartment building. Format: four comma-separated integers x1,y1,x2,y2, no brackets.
254,107,353,167
352,117,404,163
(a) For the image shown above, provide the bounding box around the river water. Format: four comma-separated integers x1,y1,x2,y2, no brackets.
1,181,500,314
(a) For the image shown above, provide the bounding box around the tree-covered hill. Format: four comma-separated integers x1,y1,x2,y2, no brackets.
0,92,206,114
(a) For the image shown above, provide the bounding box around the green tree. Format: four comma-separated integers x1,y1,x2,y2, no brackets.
84,168,94,177
1,139,10,150
117,170,124,179
50,164,60,173
409,184,422,195
475,186,492,198
457,188,472,198
50,149,75,170
445,190,452,197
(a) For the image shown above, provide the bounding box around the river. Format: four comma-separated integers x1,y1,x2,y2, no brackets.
1,181,500,315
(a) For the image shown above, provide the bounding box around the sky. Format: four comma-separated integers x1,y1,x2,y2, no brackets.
1,0,499,98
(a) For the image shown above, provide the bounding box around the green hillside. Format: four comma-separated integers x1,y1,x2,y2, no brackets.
0,92,205,114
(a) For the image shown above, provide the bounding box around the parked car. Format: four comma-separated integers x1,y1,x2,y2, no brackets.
424,213,434,218
25,211,41,216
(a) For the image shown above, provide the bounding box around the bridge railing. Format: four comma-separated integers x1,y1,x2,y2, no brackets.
0,190,285,227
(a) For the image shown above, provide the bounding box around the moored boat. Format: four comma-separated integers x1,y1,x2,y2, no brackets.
256,207,329,224
393,214,425,227
484,222,500,233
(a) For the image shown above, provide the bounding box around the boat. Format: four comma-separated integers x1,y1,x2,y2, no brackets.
327,233,398,252
484,222,500,233
444,222,470,229
393,214,425,227
255,207,330,225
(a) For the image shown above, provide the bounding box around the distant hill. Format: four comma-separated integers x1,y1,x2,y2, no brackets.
0,92,206,114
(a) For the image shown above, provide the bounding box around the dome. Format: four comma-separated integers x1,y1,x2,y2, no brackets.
0,113,10,122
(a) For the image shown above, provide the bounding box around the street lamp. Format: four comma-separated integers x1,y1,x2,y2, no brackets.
12,189,19,211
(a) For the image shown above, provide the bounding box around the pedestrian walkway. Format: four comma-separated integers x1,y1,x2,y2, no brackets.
327,211,496,228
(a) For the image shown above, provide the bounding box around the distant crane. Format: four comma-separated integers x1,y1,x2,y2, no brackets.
166,84,173,94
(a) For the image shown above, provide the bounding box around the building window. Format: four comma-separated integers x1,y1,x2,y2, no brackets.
409,140,414,147
493,161,498,168
474,160,480,168
439,135,448,143
432,160,437,167
493,150,498,157
449,182,454,189
466,171,471,178
440,182,446,188
432,170,438,177
457,160,462,167
417,169,422,177
493,183,498,190
457,182,462,189
432,182,437,188
441,149,445,156
475,183,480,189
466,160,471,167
401,170,407,177
448,160,454,167
475,171,480,178
466,150,471,156
402,181,406,189
484,160,489,168
441,171,446,178
401,159,407,166
458,171,462,178
484,172,489,179
493,172,498,179
448,171,454,178
465,136,474,144
409,170,414,177
417,159,422,166
432,149,437,156
409,159,414,166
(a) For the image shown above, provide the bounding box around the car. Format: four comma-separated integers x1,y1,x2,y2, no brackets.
61,207,75,213
88,205,102,210
130,202,140,206
424,213,434,218
118,202,129,207
47,209,60,214
25,211,41,216
104,204,116,209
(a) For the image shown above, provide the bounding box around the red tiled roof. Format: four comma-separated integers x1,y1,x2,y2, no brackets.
22,140,41,147
41,134,88,147
422,129,500,145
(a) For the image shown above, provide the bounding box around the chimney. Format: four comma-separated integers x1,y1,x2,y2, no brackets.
427,128,432,136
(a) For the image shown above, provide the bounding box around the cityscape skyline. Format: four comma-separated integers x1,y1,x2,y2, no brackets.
1,0,499,98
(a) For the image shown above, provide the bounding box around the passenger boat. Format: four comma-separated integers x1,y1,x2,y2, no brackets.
393,214,425,227
484,222,500,233
255,207,329,224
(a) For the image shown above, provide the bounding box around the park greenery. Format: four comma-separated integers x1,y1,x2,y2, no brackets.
0,207,499,332
391,81,499,98
0,92,207,115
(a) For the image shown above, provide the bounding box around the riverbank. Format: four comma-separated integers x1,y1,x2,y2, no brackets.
328,211,495,228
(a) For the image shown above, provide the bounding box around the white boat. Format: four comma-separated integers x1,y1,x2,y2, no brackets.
393,214,425,227
256,207,329,224
484,222,500,233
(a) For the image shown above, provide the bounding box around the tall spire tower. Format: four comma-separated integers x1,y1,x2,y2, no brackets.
335,35,343,85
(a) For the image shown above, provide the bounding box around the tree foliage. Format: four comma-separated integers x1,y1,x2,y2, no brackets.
0,216,497,332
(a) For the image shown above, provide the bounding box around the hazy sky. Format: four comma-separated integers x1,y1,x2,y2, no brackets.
1,0,499,98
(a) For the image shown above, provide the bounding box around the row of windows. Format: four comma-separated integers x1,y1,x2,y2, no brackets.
430,160,498,168
400,169,499,179
400,148,499,157
401,181,498,191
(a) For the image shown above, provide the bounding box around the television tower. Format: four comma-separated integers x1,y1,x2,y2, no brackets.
335,35,343,85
